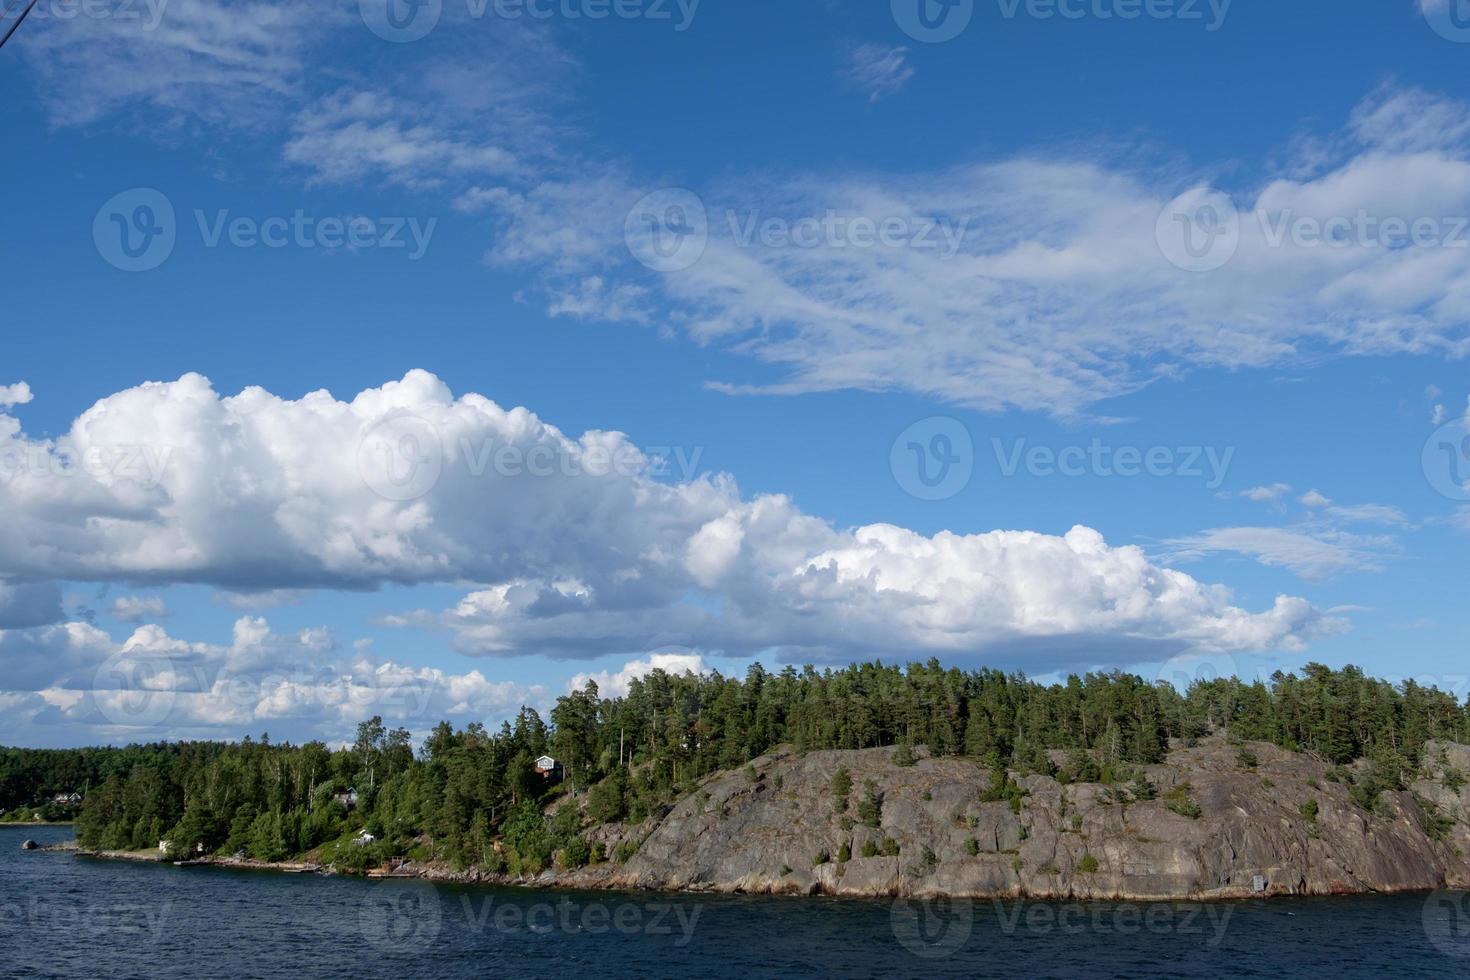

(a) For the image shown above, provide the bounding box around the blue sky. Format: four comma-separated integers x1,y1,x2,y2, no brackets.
2,0,1469,746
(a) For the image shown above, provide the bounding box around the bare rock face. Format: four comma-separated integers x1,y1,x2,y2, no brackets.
557,737,1470,900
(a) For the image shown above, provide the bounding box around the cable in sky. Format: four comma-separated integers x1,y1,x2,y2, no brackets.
0,0,40,51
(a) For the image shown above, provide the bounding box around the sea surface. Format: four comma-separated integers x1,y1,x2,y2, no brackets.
3,826,1469,978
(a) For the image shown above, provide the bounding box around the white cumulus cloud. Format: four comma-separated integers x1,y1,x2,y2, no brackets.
570,651,709,700
110,595,169,623
0,372,1334,669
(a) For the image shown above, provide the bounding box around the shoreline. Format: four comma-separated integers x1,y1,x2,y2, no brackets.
1,821,74,826
20,737,1470,905
42,844,1455,904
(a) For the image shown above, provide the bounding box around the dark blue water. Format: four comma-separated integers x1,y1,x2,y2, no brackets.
3,826,1469,978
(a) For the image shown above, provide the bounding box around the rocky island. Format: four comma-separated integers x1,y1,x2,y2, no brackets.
392,736,1470,900
16,662,1470,902
52,735,1470,903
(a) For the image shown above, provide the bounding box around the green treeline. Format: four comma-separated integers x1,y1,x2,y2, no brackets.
11,660,1468,872
0,743,220,815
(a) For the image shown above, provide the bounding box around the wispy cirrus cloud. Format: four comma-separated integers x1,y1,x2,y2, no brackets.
1185,478,1416,579
16,0,339,130
283,89,522,190
479,83,1470,418
841,43,914,103
1161,525,1401,580
1231,483,1292,503
22,8,1470,424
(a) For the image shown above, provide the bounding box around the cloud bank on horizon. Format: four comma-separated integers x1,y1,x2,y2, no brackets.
0,371,1341,743
0,371,1334,655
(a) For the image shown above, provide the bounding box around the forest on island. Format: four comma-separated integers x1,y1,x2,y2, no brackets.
4,660,1468,874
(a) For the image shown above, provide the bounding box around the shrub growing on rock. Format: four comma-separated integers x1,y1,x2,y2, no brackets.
831,768,852,812
1414,794,1456,841
858,780,882,828
1060,746,1101,784
557,836,591,869
1349,773,1388,816
1164,783,1203,820
979,767,1028,815
587,771,628,824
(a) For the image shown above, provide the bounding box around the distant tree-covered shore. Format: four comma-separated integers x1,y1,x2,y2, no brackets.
6,660,1467,874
